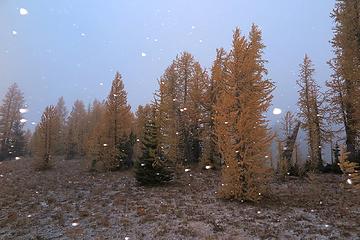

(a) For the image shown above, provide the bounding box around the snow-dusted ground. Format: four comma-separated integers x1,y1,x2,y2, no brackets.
0,158,359,240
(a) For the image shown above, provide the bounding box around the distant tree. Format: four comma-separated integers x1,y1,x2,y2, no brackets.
215,26,274,201
84,99,104,155
11,120,26,158
33,106,59,170
135,114,173,185
327,0,360,162
54,96,68,155
65,100,87,159
278,111,301,176
0,83,25,160
297,55,325,171
23,129,32,156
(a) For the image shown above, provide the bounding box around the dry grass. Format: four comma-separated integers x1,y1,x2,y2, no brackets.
0,157,359,239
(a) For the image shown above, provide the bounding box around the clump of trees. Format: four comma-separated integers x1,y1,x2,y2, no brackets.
2,0,359,198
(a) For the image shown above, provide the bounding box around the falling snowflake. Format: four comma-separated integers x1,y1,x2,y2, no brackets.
99,82,104,86
20,119,27,123
141,52,147,57
31,122,36,125
15,157,21,160
12,30,17,35
19,108,28,113
184,168,191,172
103,143,108,147
272,107,282,115
80,33,86,37
191,26,196,29
71,222,79,227
205,165,212,170
19,8,28,16
27,214,32,218
125,237,130,240
347,178,352,185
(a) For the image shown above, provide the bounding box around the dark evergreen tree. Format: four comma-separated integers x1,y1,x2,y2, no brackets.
135,119,173,185
12,120,26,158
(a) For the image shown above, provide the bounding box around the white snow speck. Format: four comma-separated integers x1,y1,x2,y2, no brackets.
99,82,104,86
347,178,352,185
19,8,28,16
199,39,203,43
125,237,130,240
205,165,212,170
71,222,79,227
12,30,17,36
20,119,27,123
184,168,191,172
272,107,282,115
31,122,36,125
27,214,32,218
15,157,21,160
80,33,86,37
0,174,3,178
191,26,196,29
141,52,147,57
19,108,28,113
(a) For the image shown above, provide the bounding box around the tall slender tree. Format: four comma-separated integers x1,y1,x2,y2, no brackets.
65,100,87,159
54,96,68,155
297,55,324,171
88,72,132,170
201,48,227,168
215,26,274,201
327,0,360,162
33,106,59,170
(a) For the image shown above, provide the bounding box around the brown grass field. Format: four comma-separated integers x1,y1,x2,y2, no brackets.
0,158,359,240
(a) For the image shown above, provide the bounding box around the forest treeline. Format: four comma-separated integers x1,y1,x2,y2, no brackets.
0,0,359,200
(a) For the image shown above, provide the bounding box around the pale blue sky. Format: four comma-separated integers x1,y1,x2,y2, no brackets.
0,0,335,128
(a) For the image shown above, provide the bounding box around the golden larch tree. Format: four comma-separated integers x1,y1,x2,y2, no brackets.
33,106,59,170
215,26,274,202
65,100,87,159
201,48,227,168
88,72,132,171
327,0,360,162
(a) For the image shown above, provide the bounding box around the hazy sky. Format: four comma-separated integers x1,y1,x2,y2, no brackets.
0,0,335,129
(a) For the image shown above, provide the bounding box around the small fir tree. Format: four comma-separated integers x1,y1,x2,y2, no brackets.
135,118,173,185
